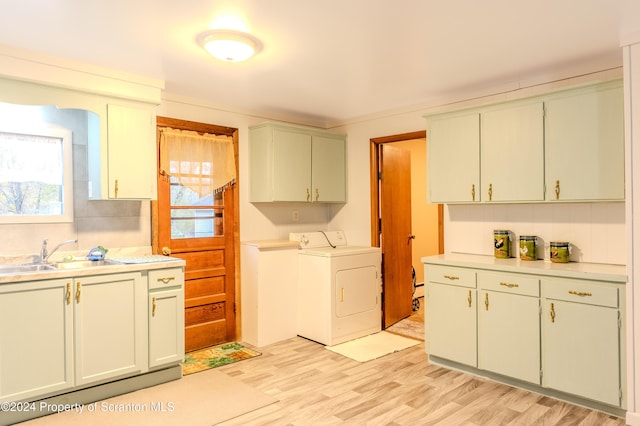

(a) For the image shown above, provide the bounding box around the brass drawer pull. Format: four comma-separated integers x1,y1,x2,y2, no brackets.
76,282,81,303
568,290,592,297
152,297,157,317
484,293,489,311
550,302,556,323
444,275,460,280
471,184,475,201
66,283,71,305
157,277,175,284
467,290,472,307
500,282,519,288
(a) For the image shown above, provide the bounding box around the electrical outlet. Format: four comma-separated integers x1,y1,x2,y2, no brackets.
292,210,299,222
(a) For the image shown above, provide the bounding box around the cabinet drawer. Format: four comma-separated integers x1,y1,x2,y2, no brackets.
542,278,619,308
149,268,184,290
426,265,476,288
478,271,539,297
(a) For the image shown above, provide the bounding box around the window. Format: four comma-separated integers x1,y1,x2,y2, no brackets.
0,127,73,223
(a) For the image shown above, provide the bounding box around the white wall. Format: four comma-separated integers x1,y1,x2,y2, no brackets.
623,34,640,426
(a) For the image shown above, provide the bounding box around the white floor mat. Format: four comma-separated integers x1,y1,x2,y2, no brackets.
325,331,420,362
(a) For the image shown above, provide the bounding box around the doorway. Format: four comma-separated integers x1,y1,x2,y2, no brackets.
153,116,239,352
370,131,443,328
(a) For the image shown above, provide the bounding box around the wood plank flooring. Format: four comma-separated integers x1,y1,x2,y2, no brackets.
217,306,625,425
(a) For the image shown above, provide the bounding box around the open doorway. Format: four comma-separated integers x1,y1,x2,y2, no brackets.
370,131,443,328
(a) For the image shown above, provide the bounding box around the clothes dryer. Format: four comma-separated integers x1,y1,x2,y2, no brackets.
290,231,382,346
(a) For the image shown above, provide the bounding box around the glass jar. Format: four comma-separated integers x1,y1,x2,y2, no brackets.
493,230,511,258
519,236,537,261
550,242,571,263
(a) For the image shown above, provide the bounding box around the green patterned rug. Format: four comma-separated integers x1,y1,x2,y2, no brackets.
182,342,261,375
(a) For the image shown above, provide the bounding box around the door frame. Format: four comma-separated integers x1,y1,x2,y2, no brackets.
152,116,241,341
369,130,444,249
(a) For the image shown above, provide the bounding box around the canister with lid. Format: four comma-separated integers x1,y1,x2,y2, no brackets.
493,230,511,258
519,236,537,261
550,242,571,263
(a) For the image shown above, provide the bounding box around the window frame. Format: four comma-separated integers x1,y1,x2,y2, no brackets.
0,125,74,224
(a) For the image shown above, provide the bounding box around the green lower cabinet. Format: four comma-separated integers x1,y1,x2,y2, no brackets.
478,290,541,384
541,297,622,407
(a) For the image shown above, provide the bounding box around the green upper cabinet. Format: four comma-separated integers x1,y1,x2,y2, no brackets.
98,103,157,200
425,79,624,204
427,112,480,203
544,81,624,201
481,101,545,202
249,122,346,203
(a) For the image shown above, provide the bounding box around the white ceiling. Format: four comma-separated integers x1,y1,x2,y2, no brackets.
0,0,639,127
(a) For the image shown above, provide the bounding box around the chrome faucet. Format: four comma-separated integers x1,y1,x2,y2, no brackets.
41,239,78,263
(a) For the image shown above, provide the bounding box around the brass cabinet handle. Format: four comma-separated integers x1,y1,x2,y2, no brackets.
550,302,555,323
306,188,310,202
471,184,475,201
568,290,592,297
157,277,175,284
66,283,71,305
444,275,460,281
488,183,493,201
467,290,472,307
114,179,119,198
315,188,319,202
500,282,519,288
484,293,489,311
152,297,157,317
555,180,560,200
75,282,81,304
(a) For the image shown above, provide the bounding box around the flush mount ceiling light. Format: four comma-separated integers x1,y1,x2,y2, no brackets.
198,29,262,62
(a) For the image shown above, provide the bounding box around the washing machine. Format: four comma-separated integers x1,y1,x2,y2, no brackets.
289,231,382,346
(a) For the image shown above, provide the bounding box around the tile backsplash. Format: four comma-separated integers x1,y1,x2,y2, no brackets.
445,202,626,265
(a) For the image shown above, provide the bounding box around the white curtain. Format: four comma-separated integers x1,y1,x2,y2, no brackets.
159,127,236,196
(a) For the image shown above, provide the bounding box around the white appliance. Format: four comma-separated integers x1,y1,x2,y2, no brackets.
289,231,382,346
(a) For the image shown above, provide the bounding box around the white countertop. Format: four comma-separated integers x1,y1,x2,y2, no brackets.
241,240,300,250
421,253,627,283
0,257,185,285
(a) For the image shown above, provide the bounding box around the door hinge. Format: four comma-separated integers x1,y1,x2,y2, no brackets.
379,218,382,231
234,302,236,314
618,311,622,329
378,171,383,180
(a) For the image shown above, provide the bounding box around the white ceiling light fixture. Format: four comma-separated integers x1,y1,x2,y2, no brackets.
198,29,262,62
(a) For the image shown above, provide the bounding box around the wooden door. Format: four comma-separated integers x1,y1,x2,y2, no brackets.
380,144,413,327
155,117,238,353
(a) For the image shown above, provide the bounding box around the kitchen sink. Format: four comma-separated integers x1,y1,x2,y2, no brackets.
0,264,56,275
51,259,119,269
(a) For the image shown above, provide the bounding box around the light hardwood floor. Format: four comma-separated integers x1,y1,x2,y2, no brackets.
217,304,625,425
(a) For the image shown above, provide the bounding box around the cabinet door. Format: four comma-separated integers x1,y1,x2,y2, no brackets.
0,279,74,402
542,299,620,406
427,113,480,203
545,84,624,201
106,104,156,199
312,136,346,202
481,102,544,202
74,273,145,385
478,291,540,383
426,282,477,366
272,129,312,201
149,288,184,368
